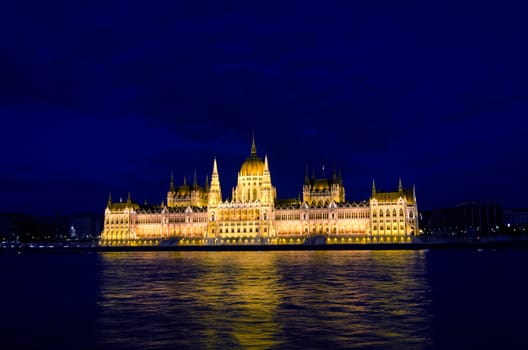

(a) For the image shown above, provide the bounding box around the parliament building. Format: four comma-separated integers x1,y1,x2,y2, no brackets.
100,137,419,246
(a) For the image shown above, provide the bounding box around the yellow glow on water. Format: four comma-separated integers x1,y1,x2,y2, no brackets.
97,250,430,349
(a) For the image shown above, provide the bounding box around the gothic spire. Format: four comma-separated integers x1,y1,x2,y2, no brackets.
264,153,269,172
208,157,222,205
213,157,218,175
250,132,257,157
107,193,112,208
372,179,376,197
193,169,198,189
398,177,403,193
169,172,175,192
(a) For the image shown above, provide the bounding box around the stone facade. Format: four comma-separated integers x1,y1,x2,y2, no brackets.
100,137,419,246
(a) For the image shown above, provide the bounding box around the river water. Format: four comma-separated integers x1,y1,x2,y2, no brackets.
1,249,527,349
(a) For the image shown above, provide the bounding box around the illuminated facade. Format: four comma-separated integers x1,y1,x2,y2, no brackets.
100,137,419,246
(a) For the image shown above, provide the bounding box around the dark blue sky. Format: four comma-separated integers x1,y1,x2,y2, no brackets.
1,0,527,216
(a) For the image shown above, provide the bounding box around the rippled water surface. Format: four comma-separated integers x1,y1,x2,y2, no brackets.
2,250,528,349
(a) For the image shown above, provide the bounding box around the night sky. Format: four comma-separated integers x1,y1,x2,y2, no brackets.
1,1,527,216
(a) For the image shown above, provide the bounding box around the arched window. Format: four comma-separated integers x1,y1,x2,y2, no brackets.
393,209,397,217
379,209,383,217
399,209,404,217
386,209,390,217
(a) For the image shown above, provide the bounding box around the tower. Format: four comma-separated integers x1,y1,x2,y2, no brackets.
208,158,222,206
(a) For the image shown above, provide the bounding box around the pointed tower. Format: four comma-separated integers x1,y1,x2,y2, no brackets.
190,169,200,206
398,177,403,194
331,162,340,202
208,157,222,206
264,153,269,173
127,192,131,203
336,167,345,202
170,172,175,192
167,173,175,207
193,169,198,190
261,153,275,205
372,179,376,198
204,174,209,192
107,193,112,209
303,164,311,203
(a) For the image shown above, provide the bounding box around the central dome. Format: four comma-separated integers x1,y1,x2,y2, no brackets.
239,134,264,176
240,157,264,176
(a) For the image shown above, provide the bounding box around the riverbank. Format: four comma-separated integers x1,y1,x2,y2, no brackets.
2,237,528,253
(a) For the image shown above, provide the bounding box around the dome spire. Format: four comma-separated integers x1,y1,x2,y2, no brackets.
251,131,257,157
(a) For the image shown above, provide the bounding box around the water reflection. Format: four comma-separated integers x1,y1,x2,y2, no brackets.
96,251,431,349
